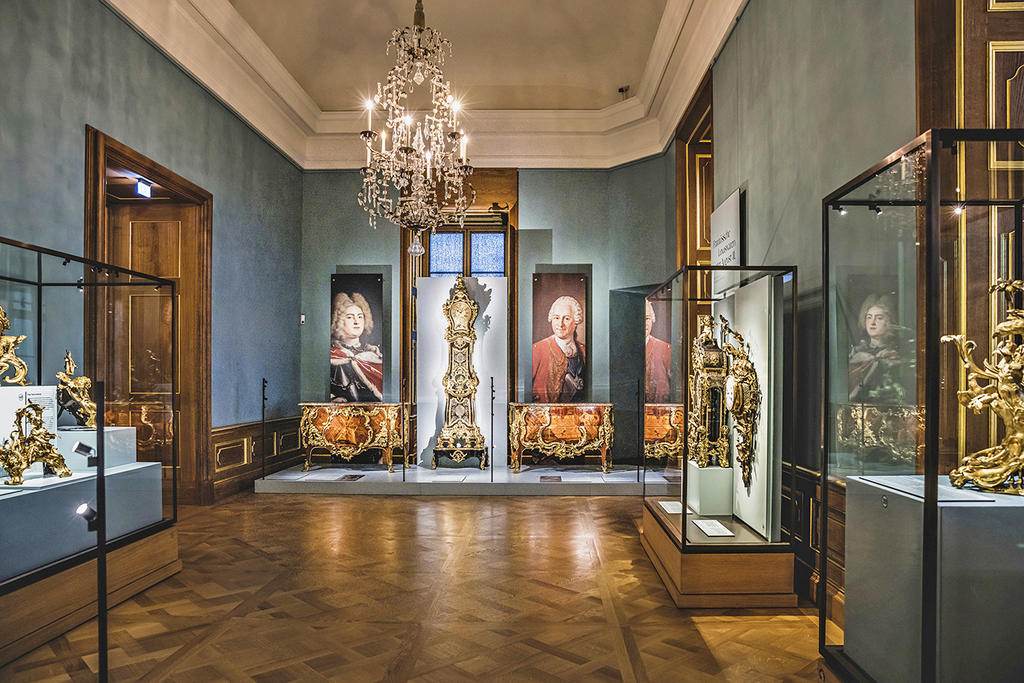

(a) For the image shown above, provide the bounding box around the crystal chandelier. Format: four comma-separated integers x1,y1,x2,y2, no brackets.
358,0,475,256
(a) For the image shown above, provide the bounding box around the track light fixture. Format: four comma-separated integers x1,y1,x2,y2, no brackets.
76,502,99,532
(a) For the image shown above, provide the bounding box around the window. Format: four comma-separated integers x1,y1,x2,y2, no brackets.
427,227,507,277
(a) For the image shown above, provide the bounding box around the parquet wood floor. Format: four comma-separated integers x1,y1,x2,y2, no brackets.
2,495,820,682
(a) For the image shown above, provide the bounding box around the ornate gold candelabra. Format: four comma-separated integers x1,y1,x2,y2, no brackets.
0,402,71,486
0,305,28,386
433,276,485,468
56,350,97,427
944,279,1024,493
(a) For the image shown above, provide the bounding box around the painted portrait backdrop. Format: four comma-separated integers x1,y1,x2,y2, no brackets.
531,273,588,402
645,295,672,403
329,273,385,403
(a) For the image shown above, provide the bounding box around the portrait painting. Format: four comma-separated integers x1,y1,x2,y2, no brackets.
836,272,914,405
329,273,385,403
531,273,587,403
645,293,672,403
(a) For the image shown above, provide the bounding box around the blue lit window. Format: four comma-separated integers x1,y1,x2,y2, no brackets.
429,232,463,277
470,233,505,277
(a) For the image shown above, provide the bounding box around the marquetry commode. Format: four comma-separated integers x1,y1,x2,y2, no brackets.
299,402,408,472
508,403,613,473
643,403,686,466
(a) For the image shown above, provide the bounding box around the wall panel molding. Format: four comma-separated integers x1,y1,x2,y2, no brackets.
211,416,302,501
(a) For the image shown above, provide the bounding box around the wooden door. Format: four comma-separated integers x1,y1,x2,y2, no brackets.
102,202,201,502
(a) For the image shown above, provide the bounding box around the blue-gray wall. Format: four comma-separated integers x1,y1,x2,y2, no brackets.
519,146,676,400
0,0,304,425
297,148,676,405
299,171,402,402
713,0,916,466
713,0,916,288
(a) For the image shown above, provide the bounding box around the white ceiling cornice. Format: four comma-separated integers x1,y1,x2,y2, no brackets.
104,0,746,169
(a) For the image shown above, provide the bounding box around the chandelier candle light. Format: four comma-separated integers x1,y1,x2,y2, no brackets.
358,0,475,256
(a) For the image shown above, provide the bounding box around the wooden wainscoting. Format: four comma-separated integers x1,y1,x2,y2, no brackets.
211,416,302,501
786,463,845,621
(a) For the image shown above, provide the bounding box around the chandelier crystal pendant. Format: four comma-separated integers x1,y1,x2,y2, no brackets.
358,0,475,256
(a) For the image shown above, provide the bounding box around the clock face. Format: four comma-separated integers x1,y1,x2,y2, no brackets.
725,376,738,410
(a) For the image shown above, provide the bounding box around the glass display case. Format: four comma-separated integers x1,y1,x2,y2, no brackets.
0,235,178,668
639,264,797,607
820,129,1024,682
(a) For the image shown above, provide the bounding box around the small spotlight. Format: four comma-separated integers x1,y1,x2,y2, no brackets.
76,277,84,292
136,180,152,198
154,284,162,291
61,258,70,266
870,204,883,216
76,503,99,531
954,205,964,216
840,207,848,216
73,441,98,467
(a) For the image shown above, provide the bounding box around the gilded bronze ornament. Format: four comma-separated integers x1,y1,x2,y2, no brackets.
433,276,486,468
644,403,686,464
944,279,1024,493
0,305,29,386
0,402,72,486
508,403,613,473
56,350,97,428
722,316,761,488
687,315,730,468
299,402,406,473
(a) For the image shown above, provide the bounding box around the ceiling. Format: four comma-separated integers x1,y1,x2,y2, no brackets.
103,0,747,169
227,0,667,111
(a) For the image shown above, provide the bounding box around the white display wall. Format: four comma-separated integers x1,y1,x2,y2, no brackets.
713,274,783,541
415,276,508,470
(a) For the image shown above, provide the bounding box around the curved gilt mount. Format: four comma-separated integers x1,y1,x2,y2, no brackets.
56,350,97,428
0,305,28,386
0,402,71,486
687,315,730,468
645,404,686,464
944,279,1024,493
434,276,486,468
508,403,613,473
299,402,406,473
722,316,761,488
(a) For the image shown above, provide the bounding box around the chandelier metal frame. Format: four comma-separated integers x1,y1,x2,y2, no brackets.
358,0,475,256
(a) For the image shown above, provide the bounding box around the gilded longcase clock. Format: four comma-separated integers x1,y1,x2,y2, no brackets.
433,276,486,468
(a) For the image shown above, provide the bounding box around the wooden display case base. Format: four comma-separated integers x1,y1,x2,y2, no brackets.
0,526,181,666
639,505,796,608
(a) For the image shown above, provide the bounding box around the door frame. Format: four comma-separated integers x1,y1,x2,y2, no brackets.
84,126,214,504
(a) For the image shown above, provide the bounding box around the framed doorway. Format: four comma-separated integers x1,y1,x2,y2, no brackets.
84,126,213,504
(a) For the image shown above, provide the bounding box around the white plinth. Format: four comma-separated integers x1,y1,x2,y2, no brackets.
686,460,734,516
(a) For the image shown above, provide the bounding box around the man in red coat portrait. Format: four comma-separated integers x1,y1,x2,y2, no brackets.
532,295,585,402
645,300,671,402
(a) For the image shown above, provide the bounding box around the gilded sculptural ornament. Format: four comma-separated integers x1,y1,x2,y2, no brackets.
0,305,28,386
299,402,406,473
433,276,486,468
722,316,761,488
834,403,920,466
0,402,71,486
943,279,1024,493
508,403,613,473
644,404,686,463
687,315,730,467
56,350,97,428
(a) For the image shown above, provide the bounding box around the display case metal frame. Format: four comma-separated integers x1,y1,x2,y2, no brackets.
0,234,179,593
642,263,798,554
819,129,1024,682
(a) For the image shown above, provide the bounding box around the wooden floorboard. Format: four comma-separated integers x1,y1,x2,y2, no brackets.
0,494,820,682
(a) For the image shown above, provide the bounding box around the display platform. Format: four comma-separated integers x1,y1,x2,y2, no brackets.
256,463,678,496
